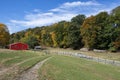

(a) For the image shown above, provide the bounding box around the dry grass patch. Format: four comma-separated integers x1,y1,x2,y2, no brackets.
48,48,120,61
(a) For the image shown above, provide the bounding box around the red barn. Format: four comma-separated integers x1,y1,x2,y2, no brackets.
9,42,29,50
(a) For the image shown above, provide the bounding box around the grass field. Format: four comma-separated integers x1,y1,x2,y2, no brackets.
39,55,120,80
0,49,46,67
0,49,50,80
0,49,120,80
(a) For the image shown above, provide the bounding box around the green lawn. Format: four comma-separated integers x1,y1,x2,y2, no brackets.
39,55,120,80
0,50,41,67
19,55,50,72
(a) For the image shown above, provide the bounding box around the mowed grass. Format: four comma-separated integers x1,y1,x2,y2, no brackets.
19,55,50,72
0,49,43,67
0,49,51,69
39,55,120,80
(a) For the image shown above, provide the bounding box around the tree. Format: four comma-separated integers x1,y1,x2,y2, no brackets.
94,12,110,49
22,35,39,49
20,31,39,49
80,16,97,49
61,22,71,48
111,6,120,15
71,14,86,27
81,12,112,50
0,23,10,47
108,7,120,51
40,27,53,46
52,21,65,48
70,14,86,49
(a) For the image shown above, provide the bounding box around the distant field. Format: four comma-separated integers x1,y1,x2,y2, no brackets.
39,55,120,80
48,48,120,61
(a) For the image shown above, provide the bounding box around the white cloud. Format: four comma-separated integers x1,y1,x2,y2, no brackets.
50,1,101,12
25,12,54,20
8,0,118,33
63,1,100,7
10,13,76,27
8,12,76,34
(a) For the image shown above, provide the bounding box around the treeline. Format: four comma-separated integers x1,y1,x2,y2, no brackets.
10,6,120,51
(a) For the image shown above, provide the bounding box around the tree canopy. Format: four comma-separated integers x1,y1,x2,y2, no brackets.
10,6,120,51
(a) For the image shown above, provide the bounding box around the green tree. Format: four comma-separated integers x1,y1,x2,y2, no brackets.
111,6,120,15
94,12,109,49
70,14,86,49
71,14,86,27
108,6,120,51
52,21,66,48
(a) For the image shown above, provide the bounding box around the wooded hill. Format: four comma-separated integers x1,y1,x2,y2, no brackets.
10,6,120,51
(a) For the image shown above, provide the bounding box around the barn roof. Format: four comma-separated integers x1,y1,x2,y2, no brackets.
9,42,27,46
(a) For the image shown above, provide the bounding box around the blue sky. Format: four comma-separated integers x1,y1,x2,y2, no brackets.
0,0,120,33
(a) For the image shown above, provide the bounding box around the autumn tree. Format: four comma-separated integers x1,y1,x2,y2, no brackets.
61,22,71,48
40,27,53,47
51,21,66,48
20,31,39,49
0,23,10,47
80,16,97,49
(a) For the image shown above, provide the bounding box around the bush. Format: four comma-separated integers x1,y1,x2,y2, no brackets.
109,47,117,52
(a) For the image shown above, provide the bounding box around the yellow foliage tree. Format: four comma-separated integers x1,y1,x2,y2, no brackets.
80,16,97,49
0,23,10,47
50,32,58,47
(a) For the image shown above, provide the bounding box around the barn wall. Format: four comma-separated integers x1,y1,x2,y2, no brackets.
9,43,28,50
